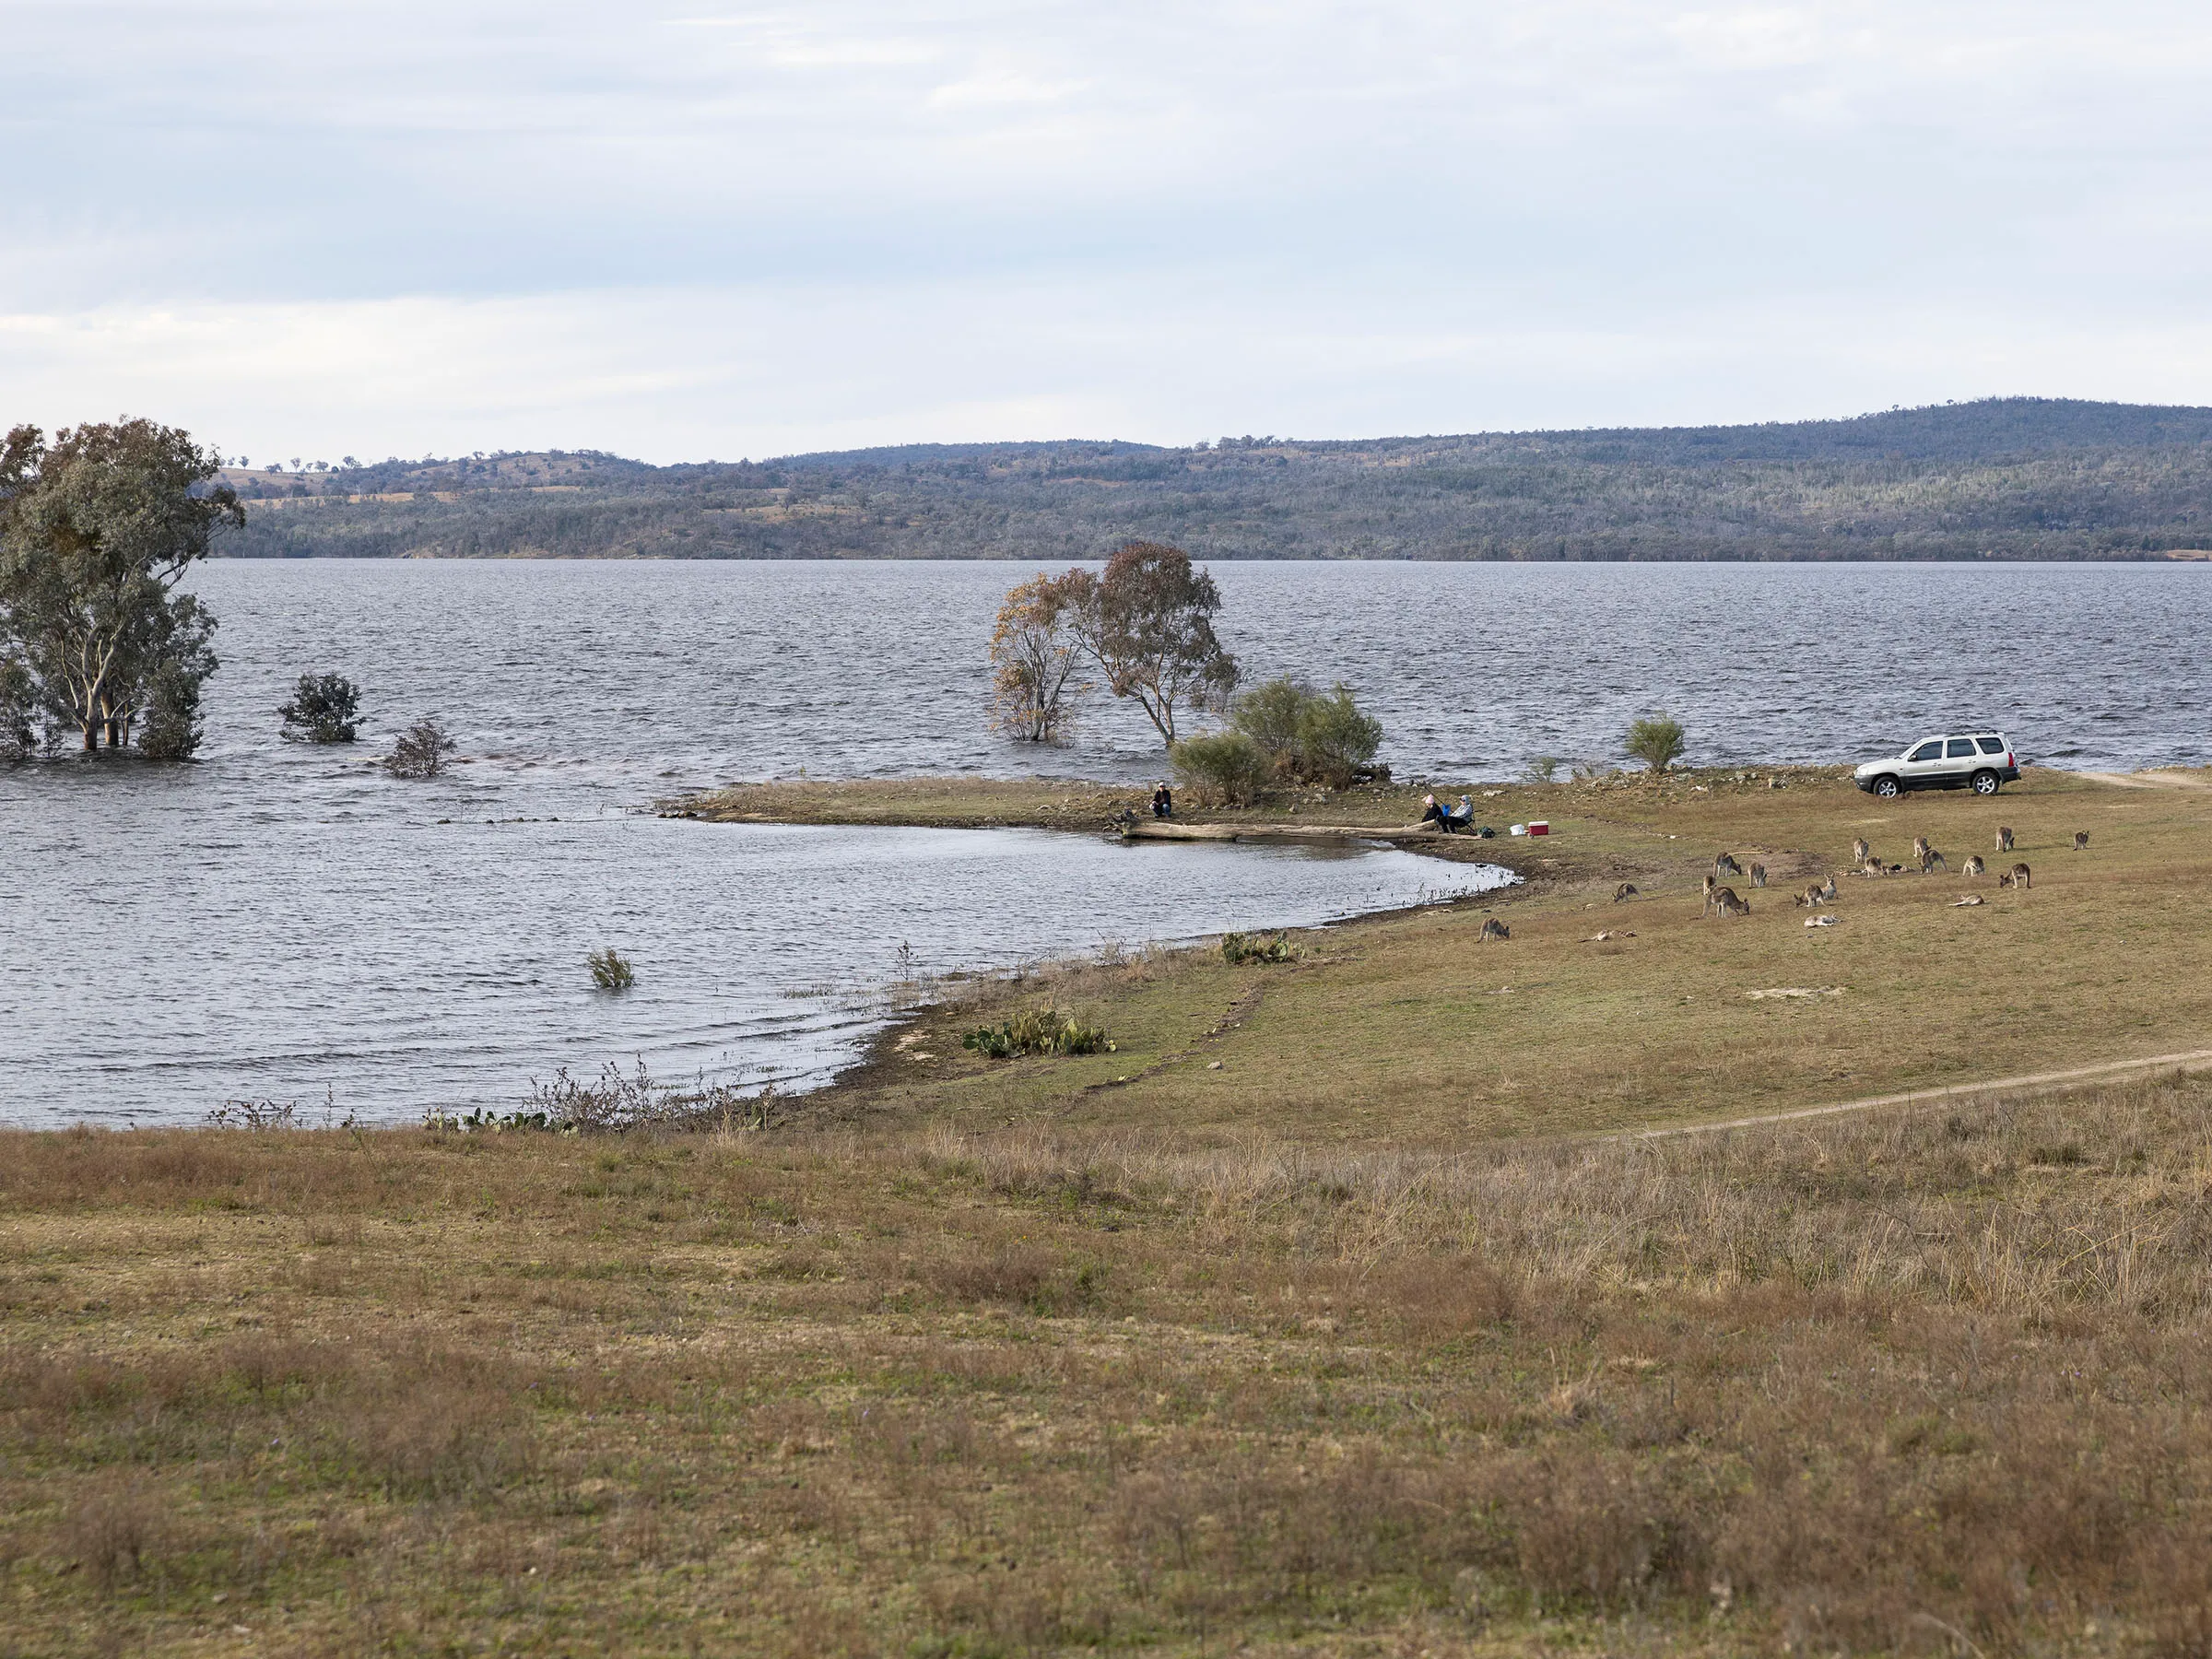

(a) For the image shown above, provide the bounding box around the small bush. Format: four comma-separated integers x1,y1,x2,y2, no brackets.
963,1006,1115,1059
1170,731,1272,806
1623,714,1687,773
588,947,635,991
427,1058,774,1134
1524,755,1560,783
278,672,361,743
60,1477,165,1594
1221,930,1298,965
1231,677,1385,786
384,717,455,779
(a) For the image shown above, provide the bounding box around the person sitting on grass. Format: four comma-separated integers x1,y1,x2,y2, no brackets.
1420,793,1449,830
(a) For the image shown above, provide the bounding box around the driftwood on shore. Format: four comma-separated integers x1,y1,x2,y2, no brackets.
1121,819,1441,844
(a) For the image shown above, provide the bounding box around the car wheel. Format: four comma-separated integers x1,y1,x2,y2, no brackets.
1971,770,2000,796
1873,775,1900,799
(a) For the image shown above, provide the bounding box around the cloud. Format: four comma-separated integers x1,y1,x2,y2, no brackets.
2,1,2209,456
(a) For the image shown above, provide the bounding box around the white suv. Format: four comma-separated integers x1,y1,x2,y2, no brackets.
1854,733,2019,798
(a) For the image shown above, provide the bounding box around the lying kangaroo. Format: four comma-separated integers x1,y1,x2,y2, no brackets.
1613,882,1639,903
1998,863,2032,889
1996,826,2015,853
1714,852,1743,877
1918,847,1948,874
1707,887,1751,918
1480,917,1511,941
1962,854,1985,877
1853,837,1871,865
1748,862,1767,888
2074,830,2089,852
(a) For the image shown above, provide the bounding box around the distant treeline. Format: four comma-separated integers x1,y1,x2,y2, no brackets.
222,397,2212,561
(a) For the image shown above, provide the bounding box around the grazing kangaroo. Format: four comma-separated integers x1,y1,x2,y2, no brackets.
1919,847,1948,874
1794,882,1828,908
1714,852,1743,877
1860,858,1886,878
1613,882,1639,902
2074,830,2089,852
1853,837,1871,865
1748,862,1767,888
1479,917,1511,941
1709,887,1751,918
1998,862,2031,889
1962,854,1985,877
1996,826,2014,853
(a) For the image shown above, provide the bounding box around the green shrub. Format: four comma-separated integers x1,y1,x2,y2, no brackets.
1221,931,1299,965
1230,677,1383,786
962,1006,1115,1059
1170,730,1272,806
587,947,635,991
279,672,361,743
1623,714,1687,772
1293,683,1383,786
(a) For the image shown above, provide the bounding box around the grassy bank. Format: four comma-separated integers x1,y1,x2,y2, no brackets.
776,766,2212,1141
8,1076,2212,1654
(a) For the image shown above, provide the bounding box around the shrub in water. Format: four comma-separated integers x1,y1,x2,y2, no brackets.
588,947,635,991
1221,930,1298,966
963,1006,1115,1059
384,717,455,779
279,671,361,743
1170,730,1271,806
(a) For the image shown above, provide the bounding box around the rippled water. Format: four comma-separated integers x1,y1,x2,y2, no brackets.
5,559,2203,1125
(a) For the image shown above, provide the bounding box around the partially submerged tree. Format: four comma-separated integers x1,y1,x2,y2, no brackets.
987,573,1088,742
384,718,456,779
278,672,361,743
1624,713,1687,772
1072,541,1237,747
0,419,241,754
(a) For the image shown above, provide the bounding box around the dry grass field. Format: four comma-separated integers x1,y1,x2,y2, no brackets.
8,766,2212,1654
9,1080,2212,1655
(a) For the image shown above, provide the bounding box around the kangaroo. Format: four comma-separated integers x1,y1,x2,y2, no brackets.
1998,862,2031,889
1818,873,1837,901
1714,852,1743,877
1701,873,1719,902
1919,847,1948,874
1794,882,1827,908
1996,826,2014,853
1748,862,1767,888
1479,917,1511,941
1710,887,1751,918
1860,858,1886,878
1613,882,1639,902
1912,835,1932,865
1853,837,1871,865
2073,830,2089,852
1962,854,1985,877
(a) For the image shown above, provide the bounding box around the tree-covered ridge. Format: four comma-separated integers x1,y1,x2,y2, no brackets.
223,397,2212,561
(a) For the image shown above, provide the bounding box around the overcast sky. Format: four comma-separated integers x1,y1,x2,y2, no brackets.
4,1,2210,462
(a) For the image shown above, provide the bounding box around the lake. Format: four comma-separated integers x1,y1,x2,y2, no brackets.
4,559,2203,1125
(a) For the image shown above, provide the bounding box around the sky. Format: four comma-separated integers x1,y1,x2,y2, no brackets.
4,0,2211,463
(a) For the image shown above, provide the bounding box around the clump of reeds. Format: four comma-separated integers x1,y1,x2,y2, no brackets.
962,1006,1114,1059
1220,930,1298,966
587,947,635,991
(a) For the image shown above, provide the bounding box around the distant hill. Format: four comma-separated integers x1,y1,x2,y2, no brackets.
220,397,2212,561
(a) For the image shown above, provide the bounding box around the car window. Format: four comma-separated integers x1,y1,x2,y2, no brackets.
1977,736,2006,755
1910,741,1945,762
1947,738,1975,759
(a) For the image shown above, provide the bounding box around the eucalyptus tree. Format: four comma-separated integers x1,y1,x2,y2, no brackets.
0,420,241,755
1070,540,1238,747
